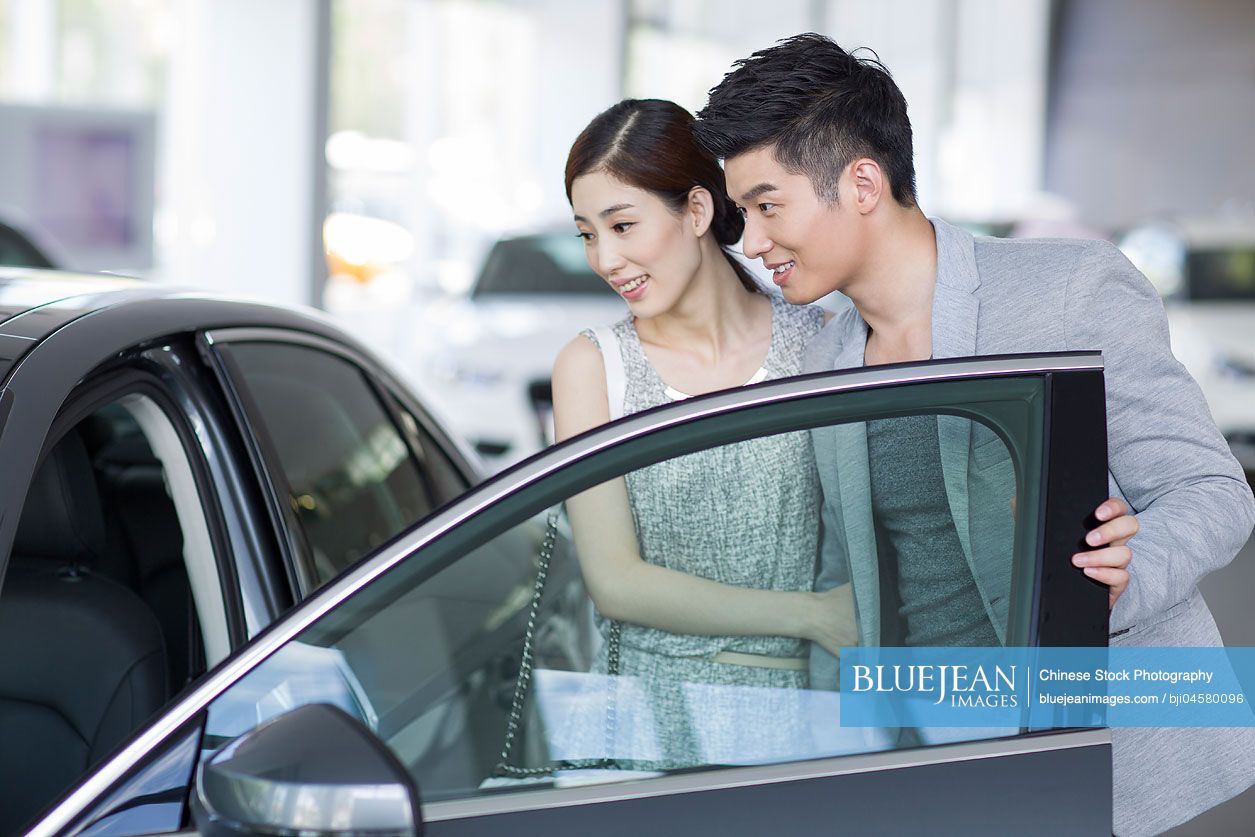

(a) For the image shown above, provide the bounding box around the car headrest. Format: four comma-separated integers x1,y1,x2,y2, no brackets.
13,429,107,562
76,413,116,458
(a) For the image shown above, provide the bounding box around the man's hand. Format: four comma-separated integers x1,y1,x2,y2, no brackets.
806,584,859,657
1072,497,1138,609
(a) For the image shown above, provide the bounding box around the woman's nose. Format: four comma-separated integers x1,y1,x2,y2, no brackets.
596,239,627,273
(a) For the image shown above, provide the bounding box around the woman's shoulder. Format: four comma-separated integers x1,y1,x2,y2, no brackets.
555,331,604,379
560,314,634,378
573,314,632,350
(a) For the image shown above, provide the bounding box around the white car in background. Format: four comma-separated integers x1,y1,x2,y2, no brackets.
1120,219,1255,473
410,231,625,469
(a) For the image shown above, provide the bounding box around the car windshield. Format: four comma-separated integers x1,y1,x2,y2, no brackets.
471,234,614,297
1186,247,1255,301
0,222,54,269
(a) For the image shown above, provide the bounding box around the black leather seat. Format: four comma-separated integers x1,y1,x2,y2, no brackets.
82,411,201,693
0,430,167,835
100,461,196,692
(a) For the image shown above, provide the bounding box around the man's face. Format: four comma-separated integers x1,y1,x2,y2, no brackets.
724,145,864,304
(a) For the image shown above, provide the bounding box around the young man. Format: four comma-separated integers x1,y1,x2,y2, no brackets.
695,33,1255,836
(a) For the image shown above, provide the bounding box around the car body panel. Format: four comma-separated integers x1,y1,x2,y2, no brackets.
426,730,1110,836
0,272,146,325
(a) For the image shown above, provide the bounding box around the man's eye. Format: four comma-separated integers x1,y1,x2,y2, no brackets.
758,203,776,213
611,222,634,234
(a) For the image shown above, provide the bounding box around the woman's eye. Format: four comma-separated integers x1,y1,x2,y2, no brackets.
611,222,634,234
758,203,776,213
576,231,593,242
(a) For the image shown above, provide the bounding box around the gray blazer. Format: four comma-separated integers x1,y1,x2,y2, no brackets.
803,218,1255,836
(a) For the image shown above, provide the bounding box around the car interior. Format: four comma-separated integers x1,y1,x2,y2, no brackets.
0,396,220,833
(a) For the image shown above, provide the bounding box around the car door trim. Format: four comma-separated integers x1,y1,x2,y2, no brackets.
30,351,1103,837
422,728,1111,822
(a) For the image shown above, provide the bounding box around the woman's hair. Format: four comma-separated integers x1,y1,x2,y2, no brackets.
564,99,760,293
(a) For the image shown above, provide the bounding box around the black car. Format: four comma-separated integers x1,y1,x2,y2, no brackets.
0,269,482,833
4,265,1114,835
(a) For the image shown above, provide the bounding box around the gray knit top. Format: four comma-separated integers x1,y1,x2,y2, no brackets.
867,413,1000,646
582,294,827,660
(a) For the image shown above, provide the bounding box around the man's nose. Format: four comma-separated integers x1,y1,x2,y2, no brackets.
741,217,772,260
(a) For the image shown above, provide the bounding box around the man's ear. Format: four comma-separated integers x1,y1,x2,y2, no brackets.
849,159,884,215
687,186,715,236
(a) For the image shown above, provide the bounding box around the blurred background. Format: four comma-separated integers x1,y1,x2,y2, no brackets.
0,2,1252,828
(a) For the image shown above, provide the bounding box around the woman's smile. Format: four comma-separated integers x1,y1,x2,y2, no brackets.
614,274,650,299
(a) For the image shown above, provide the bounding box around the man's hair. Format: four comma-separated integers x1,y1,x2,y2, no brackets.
694,33,917,207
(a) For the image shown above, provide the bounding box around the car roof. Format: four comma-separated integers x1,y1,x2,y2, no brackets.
0,267,368,387
0,268,157,327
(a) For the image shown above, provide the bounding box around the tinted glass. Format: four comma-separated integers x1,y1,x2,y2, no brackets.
0,222,55,268
72,724,201,836
226,343,434,587
471,234,614,296
1186,247,1255,301
201,374,1049,805
393,400,472,502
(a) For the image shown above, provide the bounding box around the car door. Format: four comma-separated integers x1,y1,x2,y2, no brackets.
35,352,1112,836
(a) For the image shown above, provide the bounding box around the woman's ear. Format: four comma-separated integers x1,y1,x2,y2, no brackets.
687,186,715,237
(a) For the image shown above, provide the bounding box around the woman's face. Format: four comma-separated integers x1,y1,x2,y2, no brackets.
570,170,703,318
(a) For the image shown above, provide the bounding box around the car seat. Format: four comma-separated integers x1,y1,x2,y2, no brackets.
0,429,167,834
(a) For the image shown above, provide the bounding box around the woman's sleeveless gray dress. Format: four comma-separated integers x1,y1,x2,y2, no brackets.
579,294,825,769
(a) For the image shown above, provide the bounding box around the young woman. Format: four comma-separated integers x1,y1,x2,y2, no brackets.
551,99,855,767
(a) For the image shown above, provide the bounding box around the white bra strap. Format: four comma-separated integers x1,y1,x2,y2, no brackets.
589,325,626,421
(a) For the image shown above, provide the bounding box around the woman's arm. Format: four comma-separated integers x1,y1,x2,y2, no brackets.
552,335,856,654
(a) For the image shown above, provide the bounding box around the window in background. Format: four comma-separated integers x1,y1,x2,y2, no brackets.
0,0,171,107
53,0,170,107
326,0,543,302
0,1,167,272
624,0,815,115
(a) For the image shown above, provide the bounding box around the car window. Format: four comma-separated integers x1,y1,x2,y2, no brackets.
71,722,202,837
393,398,473,503
197,373,1054,809
471,234,615,296
0,221,55,268
1185,246,1255,301
221,342,436,589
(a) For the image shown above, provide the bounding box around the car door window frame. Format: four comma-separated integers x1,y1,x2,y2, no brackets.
31,352,1109,837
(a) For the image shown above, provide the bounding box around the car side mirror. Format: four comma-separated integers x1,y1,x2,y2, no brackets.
192,703,422,836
